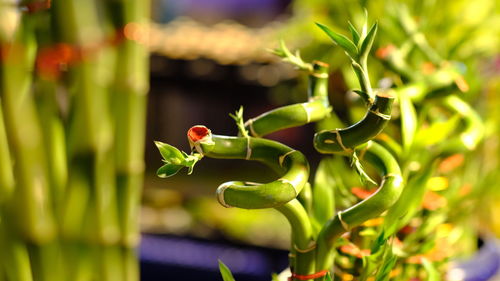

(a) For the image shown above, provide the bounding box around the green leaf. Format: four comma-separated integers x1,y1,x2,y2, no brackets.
374,253,397,281
414,115,461,146
155,141,185,165
371,231,387,254
360,234,390,281
325,272,333,281
229,106,249,138
330,156,358,208
359,22,378,61
271,39,312,71
271,273,280,281
157,163,184,178
399,88,417,153
184,153,203,175
218,260,236,281
352,90,371,103
348,21,360,45
422,258,440,281
382,162,435,238
361,9,369,39
351,152,377,186
279,39,293,59
316,22,358,58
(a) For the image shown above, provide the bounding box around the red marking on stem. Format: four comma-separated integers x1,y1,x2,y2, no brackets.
351,187,376,200
34,25,133,79
187,126,210,142
339,244,371,258
36,43,79,80
288,270,329,281
400,225,415,235
421,62,436,74
438,154,464,173
24,0,51,13
376,44,395,59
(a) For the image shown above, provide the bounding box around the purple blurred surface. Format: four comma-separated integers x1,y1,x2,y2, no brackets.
453,237,500,281
155,0,291,24
140,234,288,281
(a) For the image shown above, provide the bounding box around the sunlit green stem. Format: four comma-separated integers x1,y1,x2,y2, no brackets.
54,0,119,246
315,142,403,271
1,15,55,243
314,93,395,155
276,199,315,278
34,80,67,217
0,101,14,202
439,95,484,154
198,133,309,209
107,0,150,248
244,61,331,137
396,8,442,65
352,60,374,103
0,210,33,281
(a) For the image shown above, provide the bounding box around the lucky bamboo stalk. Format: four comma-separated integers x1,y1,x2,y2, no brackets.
244,61,331,137
1,13,55,244
0,101,14,202
0,0,151,280
315,141,403,271
155,16,402,281
106,0,151,250
156,4,490,280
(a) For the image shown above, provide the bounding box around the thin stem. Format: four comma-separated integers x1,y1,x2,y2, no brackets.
0,100,14,202
107,0,151,248
55,0,121,247
244,61,331,137
0,209,33,281
275,199,315,278
315,142,403,271
1,14,55,243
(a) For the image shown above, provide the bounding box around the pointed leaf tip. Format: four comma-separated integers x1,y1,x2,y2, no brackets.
218,260,236,281
316,22,358,58
360,22,378,59
155,141,186,163
348,21,360,45
157,164,184,178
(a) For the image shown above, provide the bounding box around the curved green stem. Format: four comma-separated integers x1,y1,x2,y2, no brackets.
315,141,403,271
297,182,313,215
244,61,331,137
314,93,395,155
396,7,442,65
438,95,483,153
196,132,310,209
276,199,315,277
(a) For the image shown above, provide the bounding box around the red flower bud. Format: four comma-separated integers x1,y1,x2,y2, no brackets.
187,126,210,143
187,125,214,154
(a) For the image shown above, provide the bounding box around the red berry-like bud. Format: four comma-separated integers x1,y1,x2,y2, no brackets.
187,125,210,142
187,125,214,155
